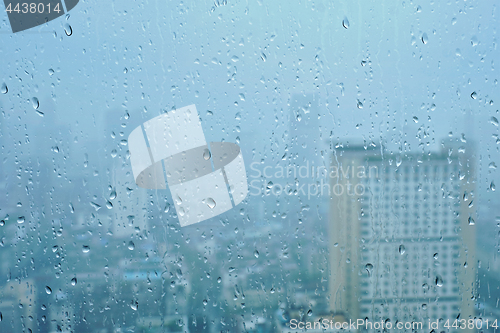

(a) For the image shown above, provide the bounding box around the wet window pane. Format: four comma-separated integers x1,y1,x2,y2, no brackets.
0,0,499,332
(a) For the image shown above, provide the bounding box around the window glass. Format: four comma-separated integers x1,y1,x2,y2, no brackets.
0,0,499,332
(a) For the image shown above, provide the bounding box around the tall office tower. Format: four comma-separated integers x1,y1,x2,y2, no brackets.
328,140,476,332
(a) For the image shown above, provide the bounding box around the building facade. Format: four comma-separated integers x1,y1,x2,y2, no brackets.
328,140,476,332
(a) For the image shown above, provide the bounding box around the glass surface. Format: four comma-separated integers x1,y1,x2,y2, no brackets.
0,0,499,332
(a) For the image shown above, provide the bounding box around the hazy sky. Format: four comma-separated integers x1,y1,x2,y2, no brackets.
0,0,498,207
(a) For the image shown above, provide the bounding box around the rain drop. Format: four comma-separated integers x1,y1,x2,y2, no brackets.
110,190,117,200
31,97,39,109
90,202,101,211
130,301,138,311
399,245,406,255
254,250,259,258
128,241,135,250
203,148,211,160
421,33,428,44
17,216,25,224
490,116,499,126
82,245,90,253
307,309,313,316
342,17,349,29
45,286,52,295
206,198,216,209
365,263,373,276
470,91,477,99
356,100,363,109
64,23,72,36
468,216,475,225
490,181,496,191
71,277,77,286
178,207,185,217
435,275,443,287
0,83,7,94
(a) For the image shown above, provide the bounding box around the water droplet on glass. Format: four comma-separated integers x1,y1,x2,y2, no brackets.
64,23,72,36
17,216,25,224
490,181,496,191
413,116,419,123
202,299,208,306
365,263,374,276
106,200,113,209
217,277,222,283
71,277,77,286
260,52,267,62
130,301,138,311
435,275,443,287
490,116,499,126
307,309,313,316
471,91,477,99
468,216,475,225
82,245,90,253
231,55,239,62
422,303,427,310
178,207,185,216
0,83,7,94
399,245,406,255
31,97,39,109
90,202,101,211
342,17,349,29
416,5,422,12
109,190,117,200
433,253,439,260
254,250,259,258
205,197,216,209
128,241,135,250
45,286,52,294
0,220,4,226
471,36,478,46
356,100,363,109
203,148,211,160
421,33,428,44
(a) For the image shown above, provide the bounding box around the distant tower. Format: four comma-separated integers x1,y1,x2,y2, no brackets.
328,140,476,331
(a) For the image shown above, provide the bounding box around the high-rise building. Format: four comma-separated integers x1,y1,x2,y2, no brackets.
328,140,476,332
